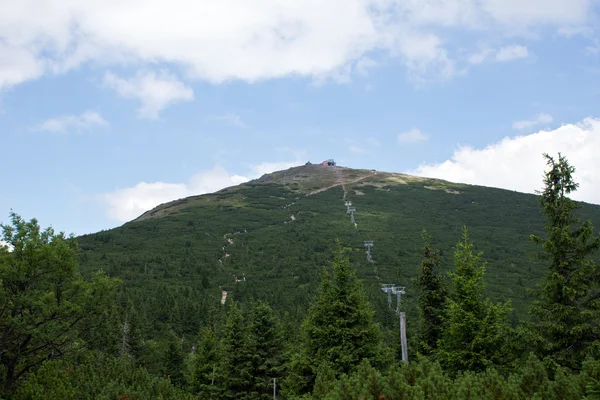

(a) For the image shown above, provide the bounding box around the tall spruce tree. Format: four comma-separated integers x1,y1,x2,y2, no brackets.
530,153,600,369
247,301,284,399
285,240,383,395
189,327,219,398
163,335,185,388
437,227,512,373
415,229,447,356
220,300,253,399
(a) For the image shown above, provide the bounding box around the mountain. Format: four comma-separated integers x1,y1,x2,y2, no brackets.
77,163,600,337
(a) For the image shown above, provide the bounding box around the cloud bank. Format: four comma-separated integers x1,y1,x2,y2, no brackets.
411,118,600,204
0,0,595,90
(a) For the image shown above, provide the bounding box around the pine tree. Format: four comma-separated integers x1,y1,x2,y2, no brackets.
189,328,219,398
529,153,600,369
437,227,512,373
247,301,284,399
285,240,383,395
415,229,447,356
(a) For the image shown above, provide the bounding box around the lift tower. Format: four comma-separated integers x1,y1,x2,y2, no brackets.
348,207,356,224
364,240,374,262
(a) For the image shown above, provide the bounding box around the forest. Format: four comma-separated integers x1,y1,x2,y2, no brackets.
1,153,600,399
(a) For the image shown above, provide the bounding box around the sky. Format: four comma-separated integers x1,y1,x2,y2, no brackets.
1,0,599,236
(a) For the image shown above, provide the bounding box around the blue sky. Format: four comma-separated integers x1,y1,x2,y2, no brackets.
1,0,600,235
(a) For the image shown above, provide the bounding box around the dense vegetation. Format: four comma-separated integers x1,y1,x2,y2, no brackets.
2,154,600,398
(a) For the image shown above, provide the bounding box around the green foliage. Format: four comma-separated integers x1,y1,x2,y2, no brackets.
6,161,600,399
247,301,284,399
317,354,592,399
437,227,512,374
0,212,119,395
123,303,146,360
189,327,219,397
529,153,600,369
12,354,194,399
220,300,254,398
76,168,600,339
163,336,185,388
415,229,447,356
286,240,383,395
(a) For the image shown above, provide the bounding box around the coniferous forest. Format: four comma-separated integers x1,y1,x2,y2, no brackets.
2,153,600,399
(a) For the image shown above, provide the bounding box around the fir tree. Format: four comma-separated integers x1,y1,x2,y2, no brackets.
415,229,447,356
437,227,512,373
285,240,383,395
530,153,600,369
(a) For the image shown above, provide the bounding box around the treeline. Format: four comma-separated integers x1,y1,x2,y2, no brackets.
1,153,600,399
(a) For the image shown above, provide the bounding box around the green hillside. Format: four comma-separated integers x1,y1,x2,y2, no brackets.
5,160,600,398
77,163,600,337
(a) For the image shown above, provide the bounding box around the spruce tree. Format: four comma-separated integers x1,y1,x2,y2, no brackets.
163,336,185,387
247,301,284,399
530,153,600,369
415,229,447,356
220,300,253,399
118,304,145,360
127,304,147,360
437,227,511,373
286,240,383,395
189,327,219,398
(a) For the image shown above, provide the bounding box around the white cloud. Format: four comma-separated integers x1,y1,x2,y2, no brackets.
103,70,193,119
513,112,553,130
393,32,457,80
410,118,600,204
34,110,107,132
354,57,378,77
248,161,299,177
480,0,591,26
100,160,301,222
468,49,494,64
212,113,247,128
398,128,430,143
495,45,530,61
585,44,600,55
0,0,595,88
557,26,593,38
468,44,530,64
0,43,45,89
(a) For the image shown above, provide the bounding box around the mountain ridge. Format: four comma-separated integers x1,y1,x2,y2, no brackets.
77,161,600,337
133,163,455,223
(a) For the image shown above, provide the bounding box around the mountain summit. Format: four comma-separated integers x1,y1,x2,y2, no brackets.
135,163,429,222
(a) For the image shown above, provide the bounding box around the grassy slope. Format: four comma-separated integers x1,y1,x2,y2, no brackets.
77,166,600,335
